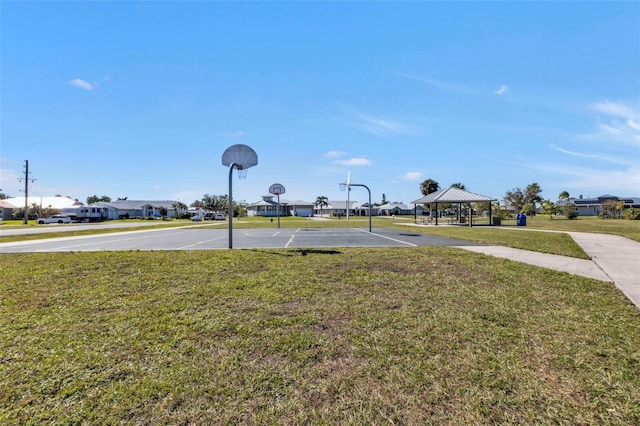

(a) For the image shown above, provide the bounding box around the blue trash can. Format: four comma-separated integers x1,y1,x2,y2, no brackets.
517,213,527,226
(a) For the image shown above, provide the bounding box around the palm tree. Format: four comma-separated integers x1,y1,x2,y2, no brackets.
451,182,466,190
315,195,329,217
558,191,570,200
172,201,188,219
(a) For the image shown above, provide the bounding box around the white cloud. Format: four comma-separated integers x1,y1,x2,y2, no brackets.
397,72,478,95
536,163,640,196
67,78,94,91
578,101,640,146
549,144,599,158
332,157,372,166
323,150,346,159
589,101,640,120
352,114,418,137
401,171,424,181
222,131,247,138
494,85,508,96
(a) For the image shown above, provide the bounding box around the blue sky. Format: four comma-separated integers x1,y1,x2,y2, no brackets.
2,1,639,206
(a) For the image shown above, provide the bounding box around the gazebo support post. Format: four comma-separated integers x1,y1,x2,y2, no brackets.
489,201,492,225
435,203,438,225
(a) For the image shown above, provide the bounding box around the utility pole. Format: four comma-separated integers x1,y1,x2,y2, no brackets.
18,160,36,225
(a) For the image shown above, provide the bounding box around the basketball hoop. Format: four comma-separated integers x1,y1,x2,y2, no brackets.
222,144,258,249
339,183,348,192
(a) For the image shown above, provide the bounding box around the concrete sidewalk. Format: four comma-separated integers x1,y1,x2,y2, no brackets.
568,232,640,310
455,231,640,310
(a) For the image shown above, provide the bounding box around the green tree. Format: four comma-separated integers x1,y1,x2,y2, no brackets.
381,193,387,204
87,195,111,204
158,206,168,220
600,200,619,219
563,203,578,219
524,183,543,215
558,191,570,200
541,199,557,216
451,182,466,190
315,195,329,217
197,194,229,212
503,188,526,213
172,201,189,219
420,179,440,196
11,205,38,221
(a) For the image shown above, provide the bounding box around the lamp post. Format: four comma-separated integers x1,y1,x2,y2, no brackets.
340,182,372,232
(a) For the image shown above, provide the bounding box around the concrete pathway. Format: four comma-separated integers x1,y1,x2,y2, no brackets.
456,231,640,310
568,232,640,310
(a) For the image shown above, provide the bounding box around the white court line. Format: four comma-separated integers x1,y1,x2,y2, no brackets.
284,228,301,248
177,236,227,249
353,228,417,247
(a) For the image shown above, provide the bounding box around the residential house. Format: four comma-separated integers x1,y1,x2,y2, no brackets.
377,202,424,216
246,196,315,217
557,194,640,217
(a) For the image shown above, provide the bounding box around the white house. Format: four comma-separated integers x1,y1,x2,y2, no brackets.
246,196,315,217
1,196,83,220
377,202,423,216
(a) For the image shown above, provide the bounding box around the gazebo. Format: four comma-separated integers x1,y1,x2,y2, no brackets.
411,186,498,226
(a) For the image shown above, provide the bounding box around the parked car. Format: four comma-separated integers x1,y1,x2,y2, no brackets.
37,215,72,225
214,214,226,220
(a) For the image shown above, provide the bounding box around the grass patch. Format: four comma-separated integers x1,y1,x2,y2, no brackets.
387,224,590,259
523,215,640,242
1,249,639,424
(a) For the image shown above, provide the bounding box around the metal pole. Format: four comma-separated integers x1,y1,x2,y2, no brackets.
346,186,350,220
277,194,280,228
23,160,29,225
366,186,371,232
350,184,372,232
228,164,236,249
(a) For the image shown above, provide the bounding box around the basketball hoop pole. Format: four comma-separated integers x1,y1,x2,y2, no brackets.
222,144,258,249
228,163,238,249
340,182,371,232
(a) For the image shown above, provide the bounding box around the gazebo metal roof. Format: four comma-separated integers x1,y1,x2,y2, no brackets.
412,186,496,204
411,186,497,227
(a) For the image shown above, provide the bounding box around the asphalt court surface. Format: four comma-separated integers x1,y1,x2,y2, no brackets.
0,226,486,253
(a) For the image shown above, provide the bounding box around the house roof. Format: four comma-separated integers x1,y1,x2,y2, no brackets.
378,202,419,211
325,200,359,209
412,187,496,204
4,196,82,209
248,198,314,207
94,200,178,209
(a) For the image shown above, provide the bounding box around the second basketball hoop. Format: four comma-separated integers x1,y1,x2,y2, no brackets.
269,183,285,196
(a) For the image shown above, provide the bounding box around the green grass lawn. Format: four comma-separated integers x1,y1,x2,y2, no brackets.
2,249,639,424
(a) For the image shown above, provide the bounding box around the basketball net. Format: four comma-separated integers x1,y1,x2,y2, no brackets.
237,168,248,180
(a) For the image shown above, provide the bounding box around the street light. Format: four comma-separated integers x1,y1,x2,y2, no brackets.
340,182,372,232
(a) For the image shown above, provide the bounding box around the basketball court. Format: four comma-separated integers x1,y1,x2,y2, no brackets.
0,226,486,253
